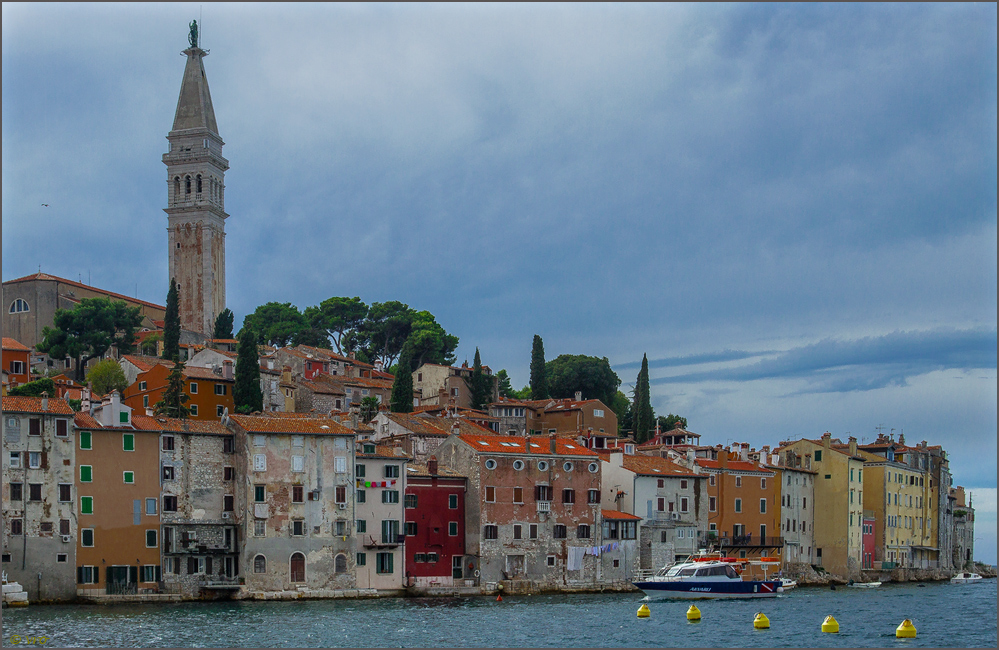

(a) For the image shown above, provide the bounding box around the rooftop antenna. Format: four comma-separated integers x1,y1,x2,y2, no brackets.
199,5,203,47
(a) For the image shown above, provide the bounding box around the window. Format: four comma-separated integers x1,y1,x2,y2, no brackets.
382,490,399,504
162,465,175,481
513,524,522,540
335,485,347,504
484,486,496,502
562,488,575,504
709,496,716,512
10,483,23,501
449,494,459,509
79,431,92,449
81,528,94,547
190,382,198,394
223,466,233,481
802,497,806,509
357,489,366,503
146,529,158,547
291,486,305,504
189,405,198,416
593,408,604,417
405,494,418,509
254,520,265,537
334,554,348,574
513,460,525,471
680,479,688,490
216,405,225,417
123,471,134,484
658,479,665,488
529,524,538,539
553,525,567,539
537,460,549,471
27,483,41,501
376,552,394,574
512,486,523,503
483,525,498,540
29,418,41,435
59,483,72,502
759,498,767,514
78,495,94,514
254,555,266,573
56,419,68,437
28,452,42,469
381,519,400,544
734,498,742,513
547,555,557,567
588,462,599,473
163,495,178,512
405,521,417,537
577,524,591,539
535,485,553,501
356,553,367,567
484,459,497,470
384,465,400,478
709,475,715,486
254,454,266,471
563,462,574,472
355,464,366,478
146,498,158,515
734,476,742,488
223,437,235,454
814,450,822,462
588,489,600,504
11,519,23,535
292,456,304,473
335,456,347,473
57,553,68,563
9,298,30,313
449,521,458,536
292,520,306,536
254,485,266,502
680,497,689,513
214,384,226,395
123,434,134,452
141,565,159,583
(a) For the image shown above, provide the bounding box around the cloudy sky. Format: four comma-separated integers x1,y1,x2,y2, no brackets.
3,4,995,560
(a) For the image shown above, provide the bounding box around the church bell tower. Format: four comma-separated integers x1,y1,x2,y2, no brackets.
163,20,228,336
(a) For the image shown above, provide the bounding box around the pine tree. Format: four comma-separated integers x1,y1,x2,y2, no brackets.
213,308,234,339
390,345,414,413
469,347,491,411
632,354,654,443
529,334,548,400
234,329,263,414
162,279,180,361
154,360,190,419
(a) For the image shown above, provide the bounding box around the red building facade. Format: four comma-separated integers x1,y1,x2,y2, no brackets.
404,457,467,589
862,511,876,569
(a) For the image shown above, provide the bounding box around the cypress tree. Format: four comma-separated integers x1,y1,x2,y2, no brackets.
390,345,414,413
234,328,263,414
154,360,190,419
162,279,180,361
529,334,548,400
632,354,654,443
470,347,491,411
213,308,234,339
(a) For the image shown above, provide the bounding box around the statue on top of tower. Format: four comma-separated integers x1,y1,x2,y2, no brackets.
188,20,199,49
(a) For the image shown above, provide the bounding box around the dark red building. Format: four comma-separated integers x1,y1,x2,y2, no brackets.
862,511,876,569
404,456,467,589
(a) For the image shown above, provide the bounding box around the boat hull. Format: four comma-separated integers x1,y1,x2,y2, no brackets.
634,580,783,599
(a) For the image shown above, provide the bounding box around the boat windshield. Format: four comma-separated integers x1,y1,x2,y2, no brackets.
677,568,697,577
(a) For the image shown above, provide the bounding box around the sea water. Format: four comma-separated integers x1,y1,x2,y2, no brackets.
2,579,996,647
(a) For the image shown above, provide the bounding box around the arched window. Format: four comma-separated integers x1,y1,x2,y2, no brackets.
196,174,202,194
334,553,347,574
185,176,192,194
9,298,30,313
253,554,266,573
174,177,181,200
290,552,306,582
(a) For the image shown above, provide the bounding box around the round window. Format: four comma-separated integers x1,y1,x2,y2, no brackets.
537,460,549,471
588,462,599,473
512,460,525,471
485,459,497,470
563,461,574,472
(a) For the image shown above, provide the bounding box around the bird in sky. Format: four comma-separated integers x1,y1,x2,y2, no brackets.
41,204,49,207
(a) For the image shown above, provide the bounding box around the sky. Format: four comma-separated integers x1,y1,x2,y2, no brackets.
3,4,996,561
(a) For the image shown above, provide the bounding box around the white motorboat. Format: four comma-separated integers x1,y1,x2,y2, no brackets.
848,581,881,588
950,572,983,584
634,555,783,599
779,577,798,590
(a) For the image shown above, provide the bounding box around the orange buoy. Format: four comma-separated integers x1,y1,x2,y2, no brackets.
496,594,502,602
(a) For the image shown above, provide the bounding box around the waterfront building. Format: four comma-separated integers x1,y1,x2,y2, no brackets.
862,510,876,569
778,434,864,580
950,486,975,570
597,449,708,572
403,456,467,590
354,441,410,593
73,394,163,599
121,361,235,420
774,447,816,568
435,431,614,591
226,414,357,595
1,395,78,601
693,444,783,563
138,415,238,598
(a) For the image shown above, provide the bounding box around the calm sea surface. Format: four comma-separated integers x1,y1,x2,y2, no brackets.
2,580,996,648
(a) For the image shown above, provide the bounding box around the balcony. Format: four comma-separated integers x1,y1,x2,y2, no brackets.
537,501,551,513
363,534,405,549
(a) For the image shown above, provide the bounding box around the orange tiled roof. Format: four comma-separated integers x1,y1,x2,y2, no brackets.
121,354,172,372
437,417,497,436
296,378,345,396
2,396,75,415
4,272,165,310
621,454,699,477
229,414,353,434
601,509,642,520
73,413,102,429
406,462,464,478
457,432,598,457
183,366,234,381
382,412,449,436
356,443,409,459
695,458,773,473
131,414,228,434
2,337,30,351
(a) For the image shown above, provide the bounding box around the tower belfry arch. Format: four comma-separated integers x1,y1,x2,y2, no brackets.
163,20,228,336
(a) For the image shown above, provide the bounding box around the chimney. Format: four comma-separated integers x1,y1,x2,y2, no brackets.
804,453,811,469
719,448,729,469
848,436,858,457
41,391,49,411
821,432,832,451
223,359,234,380
574,391,582,402
81,386,92,415
549,432,557,454
428,455,438,476
739,443,749,462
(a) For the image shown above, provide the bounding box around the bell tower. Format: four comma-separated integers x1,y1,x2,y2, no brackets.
163,20,228,336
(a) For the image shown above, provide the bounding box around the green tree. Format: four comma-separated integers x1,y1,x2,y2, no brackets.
234,329,263,414
657,413,688,432
512,385,532,400
529,335,548,400
496,370,516,398
162,279,180,361
632,354,655,443
140,332,162,356
389,344,414,413
213,308,235,339
241,302,309,348
154,360,190,418
405,310,459,369
360,396,381,422
36,297,143,381
359,301,414,368
86,358,129,396
611,390,631,434
8,377,57,398
306,297,369,354
467,348,493,411
544,354,621,409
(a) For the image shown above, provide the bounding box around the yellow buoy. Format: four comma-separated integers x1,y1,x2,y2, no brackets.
821,615,839,633
637,603,651,618
753,612,770,629
896,619,917,638
687,605,701,621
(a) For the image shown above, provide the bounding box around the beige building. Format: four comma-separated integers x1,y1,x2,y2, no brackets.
353,442,409,593
413,363,497,409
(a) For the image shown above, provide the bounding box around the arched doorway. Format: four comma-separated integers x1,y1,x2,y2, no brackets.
290,552,306,583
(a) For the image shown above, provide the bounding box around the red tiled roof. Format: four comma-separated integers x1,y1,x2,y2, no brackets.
695,458,773,473
4,272,165,310
229,414,353,434
621,454,699,477
381,413,449,436
183,366,234,381
437,417,498,436
2,337,30,351
130,415,228,434
457,433,598,457
73,413,102,429
356,443,409,459
121,355,172,372
2,396,75,415
601,509,642,521
296,378,345,396
209,339,239,344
